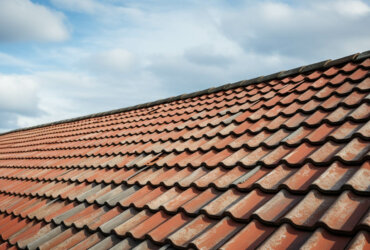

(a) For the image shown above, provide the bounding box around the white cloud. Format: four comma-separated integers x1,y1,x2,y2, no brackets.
0,0,68,42
260,2,292,22
333,0,370,17
216,0,370,59
0,69,167,130
81,49,137,75
0,74,40,115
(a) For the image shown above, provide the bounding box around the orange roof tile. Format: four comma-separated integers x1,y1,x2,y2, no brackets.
0,51,369,249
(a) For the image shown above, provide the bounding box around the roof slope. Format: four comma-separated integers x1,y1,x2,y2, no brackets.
0,52,369,250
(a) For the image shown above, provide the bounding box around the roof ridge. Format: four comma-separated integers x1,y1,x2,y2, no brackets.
1,50,369,136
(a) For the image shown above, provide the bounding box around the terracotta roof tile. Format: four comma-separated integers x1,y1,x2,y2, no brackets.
300,229,352,249
0,52,369,249
347,231,370,250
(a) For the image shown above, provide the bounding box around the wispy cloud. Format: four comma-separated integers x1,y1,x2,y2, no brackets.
217,0,370,59
81,49,137,75
50,0,104,14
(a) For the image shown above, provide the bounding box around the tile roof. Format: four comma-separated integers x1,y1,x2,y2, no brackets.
0,51,369,249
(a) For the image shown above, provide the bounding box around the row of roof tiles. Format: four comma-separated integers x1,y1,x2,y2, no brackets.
0,178,368,234
0,161,368,193
0,138,368,170
1,212,368,250
0,195,368,249
1,118,370,156
0,103,368,158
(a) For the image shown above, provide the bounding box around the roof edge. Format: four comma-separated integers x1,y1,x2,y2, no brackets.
1,50,369,136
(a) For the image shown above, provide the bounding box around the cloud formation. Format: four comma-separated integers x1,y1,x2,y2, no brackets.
0,75,39,115
0,74,42,131
82,49,137,75
0,0,68,42
217,0,370,59
0,0,369,132
184,45,234,68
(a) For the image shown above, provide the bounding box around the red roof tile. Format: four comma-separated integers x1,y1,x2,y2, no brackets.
0,51,369,249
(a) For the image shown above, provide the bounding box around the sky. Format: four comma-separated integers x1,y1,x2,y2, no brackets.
0,0,369,132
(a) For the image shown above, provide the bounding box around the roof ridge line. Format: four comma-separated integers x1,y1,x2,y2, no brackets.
1,50,369,136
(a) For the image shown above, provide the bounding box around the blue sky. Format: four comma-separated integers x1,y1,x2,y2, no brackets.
0,0,369,132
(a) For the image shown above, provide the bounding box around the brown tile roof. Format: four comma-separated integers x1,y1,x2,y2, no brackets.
0,51,369,249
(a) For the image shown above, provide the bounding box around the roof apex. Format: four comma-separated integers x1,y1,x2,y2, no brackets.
2,49,369,136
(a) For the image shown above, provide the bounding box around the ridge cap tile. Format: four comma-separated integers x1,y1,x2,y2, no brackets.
1,49,367,136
